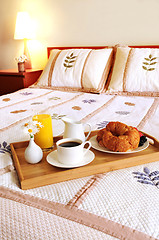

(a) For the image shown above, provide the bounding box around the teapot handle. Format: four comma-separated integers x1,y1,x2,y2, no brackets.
84,123,92,141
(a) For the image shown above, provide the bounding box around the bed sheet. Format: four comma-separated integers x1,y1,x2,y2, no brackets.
0,88,159,240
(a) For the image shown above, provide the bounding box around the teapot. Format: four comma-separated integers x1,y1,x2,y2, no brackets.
62,117,92,142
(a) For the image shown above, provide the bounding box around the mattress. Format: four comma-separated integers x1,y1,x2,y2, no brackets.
0,88,159,240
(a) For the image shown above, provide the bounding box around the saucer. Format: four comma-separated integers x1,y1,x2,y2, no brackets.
47,149,95,168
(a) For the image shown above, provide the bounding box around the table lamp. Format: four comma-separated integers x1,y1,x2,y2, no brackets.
14,12,35,69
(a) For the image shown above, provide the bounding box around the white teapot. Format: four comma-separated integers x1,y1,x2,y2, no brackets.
62,117,91,142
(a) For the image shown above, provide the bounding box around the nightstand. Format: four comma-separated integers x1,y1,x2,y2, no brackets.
0,69,43,95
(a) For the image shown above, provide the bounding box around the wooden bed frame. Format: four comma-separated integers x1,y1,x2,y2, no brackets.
47,45,159,58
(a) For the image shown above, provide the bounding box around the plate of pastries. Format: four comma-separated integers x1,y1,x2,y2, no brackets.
90,121,149,154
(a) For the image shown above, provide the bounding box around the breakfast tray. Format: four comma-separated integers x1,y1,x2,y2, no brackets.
10,131,159,190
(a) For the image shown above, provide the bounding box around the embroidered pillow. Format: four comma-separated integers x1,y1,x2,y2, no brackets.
107,46,159,96
34,48,113,93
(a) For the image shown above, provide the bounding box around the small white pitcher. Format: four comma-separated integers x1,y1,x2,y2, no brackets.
62,117,92,142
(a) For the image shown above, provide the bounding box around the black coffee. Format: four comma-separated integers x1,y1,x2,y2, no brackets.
59,141,81,148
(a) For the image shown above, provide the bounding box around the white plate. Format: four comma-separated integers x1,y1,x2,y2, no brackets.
89,135,149,154
47,149,95,168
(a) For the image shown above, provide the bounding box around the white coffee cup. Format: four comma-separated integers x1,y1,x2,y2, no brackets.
56,138,92,165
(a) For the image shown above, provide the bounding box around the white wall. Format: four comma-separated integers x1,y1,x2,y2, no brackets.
1,0,159,70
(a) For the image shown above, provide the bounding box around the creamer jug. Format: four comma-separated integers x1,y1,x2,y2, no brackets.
62,117,91,142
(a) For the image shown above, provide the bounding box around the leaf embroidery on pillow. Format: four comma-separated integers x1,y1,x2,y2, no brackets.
63,52,77,71
142,54,157,71
132,167,159,188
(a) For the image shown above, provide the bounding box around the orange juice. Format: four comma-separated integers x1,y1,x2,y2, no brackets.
33,114,53,149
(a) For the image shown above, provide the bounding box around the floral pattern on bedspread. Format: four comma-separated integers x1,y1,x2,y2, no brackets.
124,102,136,106
72,106,82,110
82,99,96,104
51,113,67,120
115,111,130,115
48,96,61,100
19,91,33,95
2,98,11,102
133,167,159,188
0,141,11,154
96,121,109,129
31,102,43,105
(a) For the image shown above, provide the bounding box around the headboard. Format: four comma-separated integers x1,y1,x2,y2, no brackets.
47,45,159,58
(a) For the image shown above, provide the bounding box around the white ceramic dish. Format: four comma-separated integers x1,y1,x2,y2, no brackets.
89,135,149,154
47,149,95,168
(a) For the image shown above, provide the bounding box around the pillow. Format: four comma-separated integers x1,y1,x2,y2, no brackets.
34,48,113,93
107,46,159,96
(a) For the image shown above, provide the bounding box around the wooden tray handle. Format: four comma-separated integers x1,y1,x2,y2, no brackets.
10,143,24,181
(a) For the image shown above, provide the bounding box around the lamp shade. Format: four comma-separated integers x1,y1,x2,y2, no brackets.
14,12,35,40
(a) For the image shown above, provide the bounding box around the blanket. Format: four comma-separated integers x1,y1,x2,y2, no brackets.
0,88,159,240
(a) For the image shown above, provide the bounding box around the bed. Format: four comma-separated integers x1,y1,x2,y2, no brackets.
0,45,159,240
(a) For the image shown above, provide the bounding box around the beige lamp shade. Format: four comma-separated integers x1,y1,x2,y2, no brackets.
14,12,35,69
14,12,35,40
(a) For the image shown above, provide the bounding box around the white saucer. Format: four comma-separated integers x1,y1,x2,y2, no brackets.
47,149,95,168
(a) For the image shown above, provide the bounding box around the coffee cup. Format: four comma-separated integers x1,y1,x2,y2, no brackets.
56,138,91,165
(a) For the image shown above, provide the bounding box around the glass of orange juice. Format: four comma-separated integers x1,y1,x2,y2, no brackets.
33,114,53,150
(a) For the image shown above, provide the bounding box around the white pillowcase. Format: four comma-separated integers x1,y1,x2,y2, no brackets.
108,46,159,96
108,46,130,92
34,48,113,93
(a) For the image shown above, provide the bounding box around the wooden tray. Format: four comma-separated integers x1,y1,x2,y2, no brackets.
10,131,159,190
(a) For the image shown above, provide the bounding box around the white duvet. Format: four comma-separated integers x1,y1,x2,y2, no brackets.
0,88,159,240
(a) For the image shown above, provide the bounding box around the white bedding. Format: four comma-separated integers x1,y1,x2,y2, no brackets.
0,88,159,240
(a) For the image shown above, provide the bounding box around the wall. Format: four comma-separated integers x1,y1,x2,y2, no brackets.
0,0,159,70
